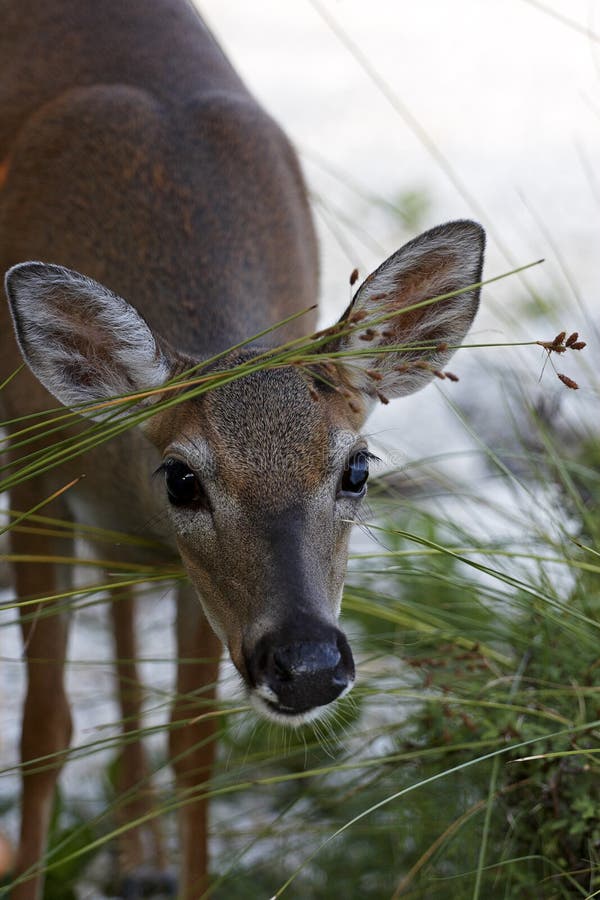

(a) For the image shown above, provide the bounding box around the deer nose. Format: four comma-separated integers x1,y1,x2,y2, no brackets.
248,627,355,716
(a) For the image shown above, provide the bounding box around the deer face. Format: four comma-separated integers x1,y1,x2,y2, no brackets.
4,220,485,724
144,361,370,722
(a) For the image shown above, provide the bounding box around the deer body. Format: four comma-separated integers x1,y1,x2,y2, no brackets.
0,2,485,897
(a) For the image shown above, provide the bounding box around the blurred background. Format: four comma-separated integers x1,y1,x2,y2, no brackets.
200,0,597,465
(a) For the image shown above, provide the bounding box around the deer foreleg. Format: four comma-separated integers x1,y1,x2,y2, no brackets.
109,586,168,886
169,582,221,899
10,491,73,900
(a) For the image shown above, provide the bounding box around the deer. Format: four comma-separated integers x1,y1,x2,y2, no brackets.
0,0,485,897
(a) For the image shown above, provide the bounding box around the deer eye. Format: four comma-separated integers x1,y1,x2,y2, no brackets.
163,458,204,507
338,451,369,498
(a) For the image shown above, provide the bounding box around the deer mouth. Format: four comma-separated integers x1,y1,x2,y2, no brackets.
249,679,355,726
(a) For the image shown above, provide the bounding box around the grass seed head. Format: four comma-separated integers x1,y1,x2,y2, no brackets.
553,331,567,347
537,330,586,354
557,373,579,389
321,362,338,378
359,329,377,342
349,267,359,286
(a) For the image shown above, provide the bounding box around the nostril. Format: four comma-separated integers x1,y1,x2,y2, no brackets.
271,649,293,682
336,632,356,681
332,664,348,689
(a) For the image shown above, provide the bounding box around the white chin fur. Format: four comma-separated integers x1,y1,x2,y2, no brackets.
249,681,354,727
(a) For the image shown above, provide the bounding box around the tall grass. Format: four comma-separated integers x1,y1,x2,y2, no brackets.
190,398,597,899
0,276,596,898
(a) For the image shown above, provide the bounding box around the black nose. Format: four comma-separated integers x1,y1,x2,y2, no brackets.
247,624,355,716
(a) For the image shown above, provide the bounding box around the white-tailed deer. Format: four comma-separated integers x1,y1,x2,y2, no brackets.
0,1,485,896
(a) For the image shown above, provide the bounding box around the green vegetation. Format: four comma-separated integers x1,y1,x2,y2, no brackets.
0,282,596,899
201,416,600,898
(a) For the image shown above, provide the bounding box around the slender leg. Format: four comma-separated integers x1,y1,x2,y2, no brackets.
169,582,221,899
10,489,73,900
109,586,167,879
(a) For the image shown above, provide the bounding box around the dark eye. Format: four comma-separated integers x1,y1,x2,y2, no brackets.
339,451,369,498
163,458,204,507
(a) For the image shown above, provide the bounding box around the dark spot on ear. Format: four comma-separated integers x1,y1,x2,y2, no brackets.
63,361,96,389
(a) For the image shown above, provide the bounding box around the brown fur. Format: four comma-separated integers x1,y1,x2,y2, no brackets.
0,2,318,897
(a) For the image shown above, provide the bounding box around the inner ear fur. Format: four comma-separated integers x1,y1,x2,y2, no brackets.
328,220,486,400
5,262,173,417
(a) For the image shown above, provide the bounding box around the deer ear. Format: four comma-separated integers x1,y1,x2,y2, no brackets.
4,262,173,419
330,220,485,404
